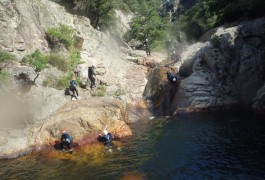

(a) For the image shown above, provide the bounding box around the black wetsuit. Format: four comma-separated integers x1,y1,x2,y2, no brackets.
88,66,96,89
167,72,178,83
61,133,73,149
99,133,113,147
69,80,79,97
143,40,151,56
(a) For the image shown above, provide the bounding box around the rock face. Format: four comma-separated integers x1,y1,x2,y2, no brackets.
0,97,131,159
0,0,151,158
32,97,131,146
176,18,265,112
144,18,265,114
143,66,179,116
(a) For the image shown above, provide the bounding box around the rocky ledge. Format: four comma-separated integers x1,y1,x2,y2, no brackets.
0,97,134,159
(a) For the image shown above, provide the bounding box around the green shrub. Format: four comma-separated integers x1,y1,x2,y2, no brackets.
46,24,75,49
42,75,58,88
0,71,9,84
0,50,16,65
68,48,82,71
92,85,106,97
178,0,265,40
113,0,130,13
56,72,74,89
21,49,48,73
47,53,69,72
43,72,73,90
124,9,167,48
73,0,116,30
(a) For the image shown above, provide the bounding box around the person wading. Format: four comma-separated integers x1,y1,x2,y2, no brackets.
98,130,113,150
60,130,73,151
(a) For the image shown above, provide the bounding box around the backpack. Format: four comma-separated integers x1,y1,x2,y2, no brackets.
64,87,70,95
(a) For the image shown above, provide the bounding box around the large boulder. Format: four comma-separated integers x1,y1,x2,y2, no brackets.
0,97,132,158
174,18,265,112
31,97,132,146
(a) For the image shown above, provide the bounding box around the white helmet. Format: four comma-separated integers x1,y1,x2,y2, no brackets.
103,130,108,135
173,78,176,82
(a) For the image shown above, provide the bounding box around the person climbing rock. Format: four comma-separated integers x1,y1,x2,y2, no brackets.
60,130,73,151
69,76,80,100
166,69,179,83
98,130,113,149
143,39,151,56
88,64,96,90
74,65,81,77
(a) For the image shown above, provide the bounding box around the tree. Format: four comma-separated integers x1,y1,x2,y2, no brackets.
0,50,16,83
21,49,48,84
74,0,115,29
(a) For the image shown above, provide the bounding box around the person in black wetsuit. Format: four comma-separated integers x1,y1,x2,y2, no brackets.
60,130,73,150
88,64,96,90
166,68,179,83
69,76,80,99
98,130,113,148
143,39,151,56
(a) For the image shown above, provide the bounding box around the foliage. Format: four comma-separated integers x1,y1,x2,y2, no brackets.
125,0,140,12
46,24,75,49
209,0,265,25
0,50,15,83
42,75,58,88
179,0,265,40
21,49,48,73
43,72,74,90
0,71,9,84
92,85,106,97
178,0,217,40
113,0,131,13
47,53,69,72
68,48,82,72
0,50,16,66
124,8,167,48
74,0,116,30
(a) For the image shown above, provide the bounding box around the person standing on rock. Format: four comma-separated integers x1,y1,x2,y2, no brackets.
61,130,73,151
69,76,80,100
88,64,96,90
143,39,151,56
74,65,81,77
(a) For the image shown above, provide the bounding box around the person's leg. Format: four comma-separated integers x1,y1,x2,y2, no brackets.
89,78,93,89
73,87,79,96
90,77,95,89
92,78,95,88
70,89,74,96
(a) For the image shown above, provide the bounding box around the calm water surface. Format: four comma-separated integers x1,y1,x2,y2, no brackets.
1,112,265,179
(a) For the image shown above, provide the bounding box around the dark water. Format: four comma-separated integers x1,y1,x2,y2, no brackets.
1,112,265,179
